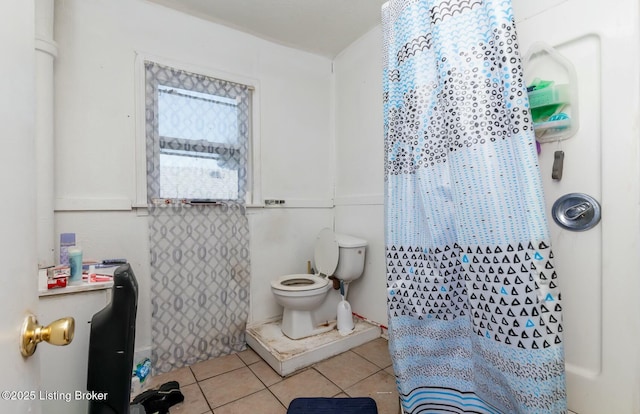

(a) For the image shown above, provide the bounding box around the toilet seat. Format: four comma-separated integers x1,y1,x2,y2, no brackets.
271,228,339,293
271,274,329,292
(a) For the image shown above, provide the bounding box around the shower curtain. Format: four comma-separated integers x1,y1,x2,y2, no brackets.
382,1,566,413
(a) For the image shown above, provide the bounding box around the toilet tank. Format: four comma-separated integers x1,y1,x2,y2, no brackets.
334,233,367,282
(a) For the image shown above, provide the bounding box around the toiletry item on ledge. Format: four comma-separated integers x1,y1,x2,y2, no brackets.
101,258,127,265
44,258,120,289
47,265,71,279
47,276,68,289
60,233,76,266
68,247,83,282
45,265,70,289
83,273,113,283
87,264,97,284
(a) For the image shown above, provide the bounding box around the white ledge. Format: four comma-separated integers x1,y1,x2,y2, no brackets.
39,280,113,297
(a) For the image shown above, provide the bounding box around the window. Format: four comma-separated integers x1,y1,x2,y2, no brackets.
144,61,252,204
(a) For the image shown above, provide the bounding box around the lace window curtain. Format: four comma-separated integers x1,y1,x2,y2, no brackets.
145,61,251,373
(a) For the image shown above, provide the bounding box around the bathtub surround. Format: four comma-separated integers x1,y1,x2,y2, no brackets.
382,1,566,413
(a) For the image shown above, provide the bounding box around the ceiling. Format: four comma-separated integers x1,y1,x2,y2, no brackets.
146,0,388,58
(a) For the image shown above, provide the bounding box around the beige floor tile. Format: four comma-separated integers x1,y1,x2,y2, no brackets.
148,366,196,389
345,371,399,414
313,351,380,390
169,383,210,414
190,353,245,381
214,389,287,414
248,360,283,387
352,338,393,369
199,366,265,408
161,337,400,414
384,365,396,377
269,369,341,408
237,347,262,365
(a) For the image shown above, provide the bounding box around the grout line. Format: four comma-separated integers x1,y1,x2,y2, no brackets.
256,359,288,409
186,339,392,413
193,355,285,412
190,366,215,414
265,387,288,411
310,365,343,391
211,388,280,412
310,363,384,395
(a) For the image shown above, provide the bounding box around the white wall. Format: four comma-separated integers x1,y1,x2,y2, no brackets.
53,0,334,354
248,208,333,321
332,27,387,326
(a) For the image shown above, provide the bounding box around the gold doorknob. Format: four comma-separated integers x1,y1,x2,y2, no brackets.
20,314,75,357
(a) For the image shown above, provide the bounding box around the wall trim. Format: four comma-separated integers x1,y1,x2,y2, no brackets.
54,198,132,212
334,194,383,206
248,198,334,209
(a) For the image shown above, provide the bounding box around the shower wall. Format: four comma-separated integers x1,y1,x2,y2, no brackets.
514,0,640,412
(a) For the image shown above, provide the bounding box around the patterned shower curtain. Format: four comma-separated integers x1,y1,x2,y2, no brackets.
382,1,566,413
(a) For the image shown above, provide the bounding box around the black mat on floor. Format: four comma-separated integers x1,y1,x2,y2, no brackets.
287,397,378,414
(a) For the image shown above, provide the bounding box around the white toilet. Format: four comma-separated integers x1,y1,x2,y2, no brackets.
270,228,367,340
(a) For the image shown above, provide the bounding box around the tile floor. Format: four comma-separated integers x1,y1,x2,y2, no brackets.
147,337,399,414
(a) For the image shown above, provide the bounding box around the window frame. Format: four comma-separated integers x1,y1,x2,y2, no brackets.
155,82,246,202
134,53,262,208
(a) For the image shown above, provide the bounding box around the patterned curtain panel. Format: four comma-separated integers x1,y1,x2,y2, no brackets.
382,1,566,413
145,62,251,373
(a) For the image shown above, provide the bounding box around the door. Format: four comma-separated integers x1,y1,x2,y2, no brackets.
514,0,640,413
0,0,42,412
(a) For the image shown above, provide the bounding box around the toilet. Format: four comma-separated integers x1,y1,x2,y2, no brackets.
270,228,367,340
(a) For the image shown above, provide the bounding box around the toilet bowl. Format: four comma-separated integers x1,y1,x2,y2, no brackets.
271,275,332,339
270,228,367,340
271,275,331,310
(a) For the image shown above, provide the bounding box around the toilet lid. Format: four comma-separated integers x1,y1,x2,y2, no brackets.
314,228,339,277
